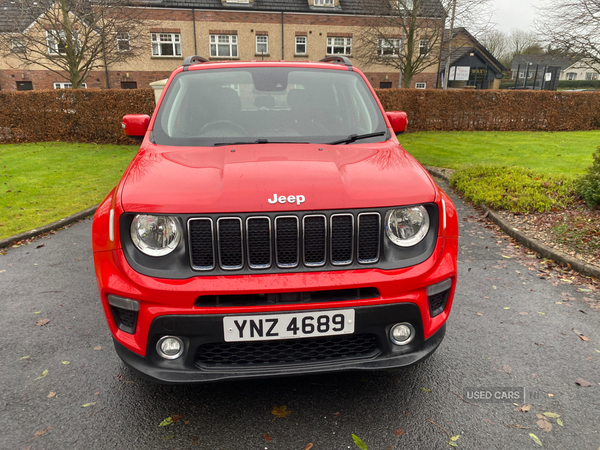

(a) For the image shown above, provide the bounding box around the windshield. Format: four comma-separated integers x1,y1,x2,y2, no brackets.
153,67,388,146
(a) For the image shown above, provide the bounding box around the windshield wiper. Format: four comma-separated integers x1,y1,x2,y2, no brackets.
326,131,387,145
214,139,309,146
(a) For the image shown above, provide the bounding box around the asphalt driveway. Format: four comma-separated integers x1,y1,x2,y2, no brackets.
1,180,599,450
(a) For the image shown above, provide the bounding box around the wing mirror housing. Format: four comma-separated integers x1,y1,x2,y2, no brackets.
122,114,150,141
386,111,408,135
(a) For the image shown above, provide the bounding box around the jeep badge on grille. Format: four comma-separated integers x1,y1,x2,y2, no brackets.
268,194,306,205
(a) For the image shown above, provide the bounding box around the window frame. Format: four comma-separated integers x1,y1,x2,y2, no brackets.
256,35,268,55
415,82,426,89
326,37,352,56
46,30,67,55
116,32,130,53
151,32,182,57
210,34,238,58
53,82,87,89
419,39,429,57
295,36,307,55
377,38,401,57
314,0,334,5
11,37,26,53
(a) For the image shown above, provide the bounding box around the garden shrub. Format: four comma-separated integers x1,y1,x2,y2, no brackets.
449,165,577,214
576,146,600,208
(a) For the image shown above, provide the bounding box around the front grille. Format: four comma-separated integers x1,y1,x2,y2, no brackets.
195,334,380,367
188,211,381,272
429,289,451,317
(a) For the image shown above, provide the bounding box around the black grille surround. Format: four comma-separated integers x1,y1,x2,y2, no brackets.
119,205,439,280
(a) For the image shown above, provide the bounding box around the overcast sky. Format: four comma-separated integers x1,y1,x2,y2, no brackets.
491,0,536,33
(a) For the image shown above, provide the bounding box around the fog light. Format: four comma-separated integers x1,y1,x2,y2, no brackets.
390,323,415,346
156,336,184,360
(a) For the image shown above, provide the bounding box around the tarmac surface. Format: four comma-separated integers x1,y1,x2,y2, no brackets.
1,179,599,449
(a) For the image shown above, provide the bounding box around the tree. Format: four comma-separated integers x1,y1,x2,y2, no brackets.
479,30,508,62
354,0,447,88
536,0,600,66
0,0,147,88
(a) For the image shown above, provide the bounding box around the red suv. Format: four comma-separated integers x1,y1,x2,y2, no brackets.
92,56,458,383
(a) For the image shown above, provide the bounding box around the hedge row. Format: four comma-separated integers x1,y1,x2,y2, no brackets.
0,88,155,145
1,88,600,144
375,89,600,132
557,80,600,89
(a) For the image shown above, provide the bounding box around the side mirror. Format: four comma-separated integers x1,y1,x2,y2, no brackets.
122,114,150,141
386,111,408,135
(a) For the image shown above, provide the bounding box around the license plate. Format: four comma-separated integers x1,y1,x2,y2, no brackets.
223,309,355,342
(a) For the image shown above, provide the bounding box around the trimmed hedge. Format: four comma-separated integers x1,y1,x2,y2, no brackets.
557,80,600,90
2,87,600,145
0,88,155,145
375,88,600,132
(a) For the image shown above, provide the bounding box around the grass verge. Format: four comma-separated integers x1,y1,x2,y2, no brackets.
0,142,137,240
398,130,600,176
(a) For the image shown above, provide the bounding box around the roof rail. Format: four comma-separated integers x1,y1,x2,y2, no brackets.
182,55,209,70
319,56,353,70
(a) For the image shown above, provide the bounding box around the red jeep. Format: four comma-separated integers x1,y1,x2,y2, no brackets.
92,56,458,383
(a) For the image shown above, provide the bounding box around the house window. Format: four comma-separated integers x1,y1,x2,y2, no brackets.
585,72,599,80
11,38,26,53
419,39,429,57
116,32,130,52
377,38,401,56
396,0,414,10
415,82,426,89
566,72,577,80
47,31,67,55
53,82,87,89
16,81,33,91
210,34,238,58
327,37,351,55
121,81,137,89
225,0,249,2
314,0,334,5
295,36,307,55
379,81,392,88
256,35,268,54
151,33,181,57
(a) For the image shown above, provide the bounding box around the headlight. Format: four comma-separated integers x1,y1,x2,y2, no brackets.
385,206,430,247
130,214,181,257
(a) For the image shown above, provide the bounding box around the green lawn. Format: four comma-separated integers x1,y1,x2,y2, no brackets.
398,131,600,175
0,142,138,240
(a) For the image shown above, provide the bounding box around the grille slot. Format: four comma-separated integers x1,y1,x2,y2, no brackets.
195,334,379,367
330,214,354,265
217,218,243,270
188,218,215,270
303,215,326,266
246,217,271,269
358,213,381,263
275,216,299,268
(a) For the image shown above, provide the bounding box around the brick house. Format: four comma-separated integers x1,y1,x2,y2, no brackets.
0,0,446,91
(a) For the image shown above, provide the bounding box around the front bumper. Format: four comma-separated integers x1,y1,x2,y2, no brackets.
114,303,447,384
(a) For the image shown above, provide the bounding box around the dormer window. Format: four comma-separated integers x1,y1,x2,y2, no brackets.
314,0,334,6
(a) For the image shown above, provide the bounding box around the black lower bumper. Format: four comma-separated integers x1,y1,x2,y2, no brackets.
114,303,446,384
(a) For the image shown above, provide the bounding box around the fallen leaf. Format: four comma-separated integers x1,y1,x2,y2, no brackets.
36,244,45,249
163,434,174,440
503,307,510,310
333,412,341,417
450,435,460,441
542,412,560,418
548,393,554,397
595,349,600,353
36,319,50,327
81,402,96,407
352,434,368,450
519,312,528,315
575,377,595,387
476,312,483,316
19,355,30,360
557,418,563,426
537,312,545,315
503,364,512,374
263,433,273,442
420,387,432,393
171,414,184,423
393,428,405,436
47,392,56,398
537,418,552,432
33,311,41,314
483,419,495,424
304,444,314,450
159,417,174,426
93,346,102,351
502,255,511,259
271,405,292,419
61,361,70,365
515,405,530,412
529,433,543,446
33,426,54,437
35,369,48,380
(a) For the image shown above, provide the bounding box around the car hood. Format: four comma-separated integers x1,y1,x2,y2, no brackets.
119,141,437,213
